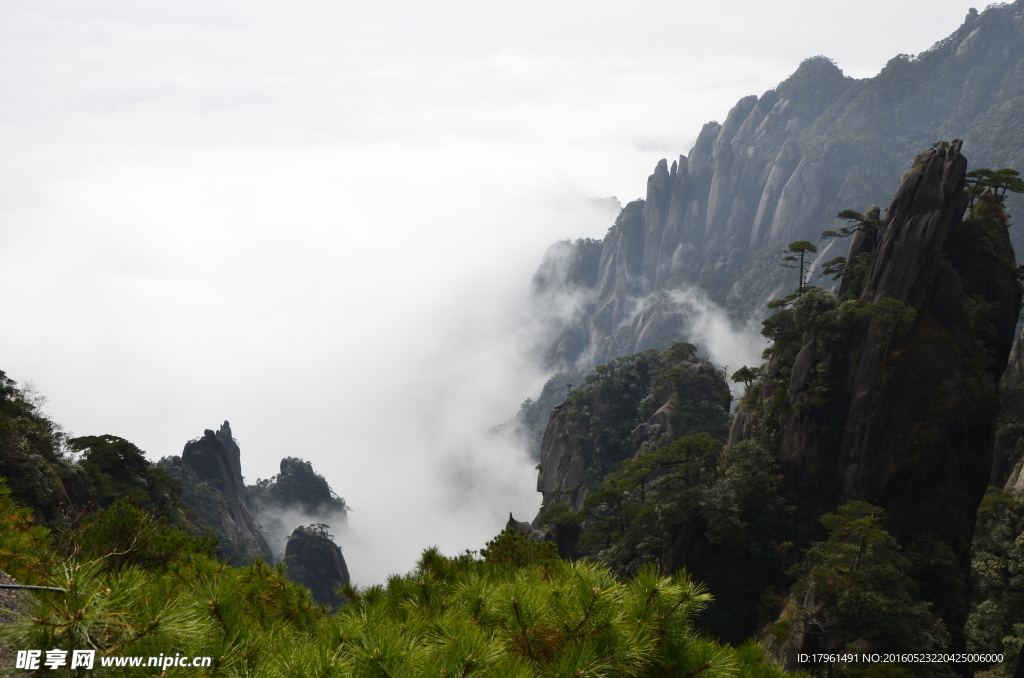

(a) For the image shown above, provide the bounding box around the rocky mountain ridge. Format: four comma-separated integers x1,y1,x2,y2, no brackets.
160,421,272,563
161,422,351,584
534,1,1024,379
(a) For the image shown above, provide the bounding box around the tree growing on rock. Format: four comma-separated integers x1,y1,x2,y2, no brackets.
966,168,1024,210
769,241,819,309
731,366,762,388
820,207,883,282
781,241,818,295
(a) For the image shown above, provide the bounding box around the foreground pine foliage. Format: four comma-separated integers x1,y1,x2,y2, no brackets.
0,481,790,677
328,549,768,678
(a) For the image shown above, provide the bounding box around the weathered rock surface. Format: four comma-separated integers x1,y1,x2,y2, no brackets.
838,142,1019,552
536,403,591,512
284,525,350,609
766,142,1022,657
1008,463,1024,499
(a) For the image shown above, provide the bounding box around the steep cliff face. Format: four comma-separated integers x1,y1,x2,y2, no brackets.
837,144,1018,556
283,524,350,609
541,1,1024,372
162,421,272,564
181,424,247,507
735,141,1022,658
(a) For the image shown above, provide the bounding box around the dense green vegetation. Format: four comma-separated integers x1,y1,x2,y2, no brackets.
545,342,731,484
577,436,796,644
529,342,790,643
769,503,959,678
72,435,187,523
0,370,84,526
0,370,188,531
967,489,1024,677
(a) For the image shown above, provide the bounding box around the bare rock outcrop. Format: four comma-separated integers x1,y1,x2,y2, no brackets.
1007,462,1024,498
163,421,271,563
181,424,248,509
536,403,591,512
506,513,545,541
541,57,854,371
765,144,842,247
836,142,1020,546
284,525,350,609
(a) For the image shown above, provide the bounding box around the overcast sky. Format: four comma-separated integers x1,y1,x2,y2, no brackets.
0,0,980,582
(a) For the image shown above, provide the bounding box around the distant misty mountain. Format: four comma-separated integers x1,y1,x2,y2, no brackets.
512,1,1024,459
533,1,1024,372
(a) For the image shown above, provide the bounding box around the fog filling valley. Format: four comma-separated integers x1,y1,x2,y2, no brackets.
0,0,978,584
